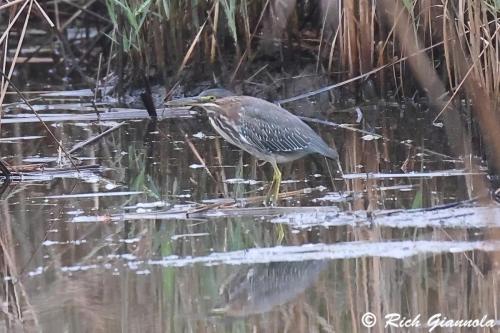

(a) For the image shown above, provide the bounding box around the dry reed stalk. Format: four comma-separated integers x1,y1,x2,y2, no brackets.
182,130,215,181
345,131,365,211
214,137,229,198
371,256,384,332
0,1,29,46
33,0,54,27
442,0,454,91
433,22,500,124
364,141,380,211
230,0,270,83
0,0,33,130
327,8,343,73
343,1,358,76
0,0,25,11
1,6,16,120
175,4,215,79
344,261,358,333
443,3,500,170
53,0,60,30
316,0,332,73
241,0,251,59
210,0,220,64
358,0,374,72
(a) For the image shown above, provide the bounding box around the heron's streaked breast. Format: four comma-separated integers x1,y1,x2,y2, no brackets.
208,113,245,149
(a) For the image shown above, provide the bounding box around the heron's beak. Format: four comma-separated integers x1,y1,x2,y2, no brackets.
165,96,203,107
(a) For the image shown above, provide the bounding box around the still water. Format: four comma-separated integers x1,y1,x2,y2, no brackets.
0,95,499,332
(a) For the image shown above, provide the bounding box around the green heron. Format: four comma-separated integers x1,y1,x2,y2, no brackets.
167,89,340,204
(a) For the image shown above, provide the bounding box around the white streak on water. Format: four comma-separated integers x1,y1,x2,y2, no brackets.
0,136,45,143
343,170,485,179
13,240,500,279
189,164,205,169
43,239,87,246
271,207,500,229
224,178,261,185
171,233,210,240
124,201,167,209
147,240,500,266
42,191,143,199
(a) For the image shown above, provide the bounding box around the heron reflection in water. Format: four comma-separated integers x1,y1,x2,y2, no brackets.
213,261,327,316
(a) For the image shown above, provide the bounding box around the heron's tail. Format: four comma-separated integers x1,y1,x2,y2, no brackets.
314,143,338,161
323,147,339,161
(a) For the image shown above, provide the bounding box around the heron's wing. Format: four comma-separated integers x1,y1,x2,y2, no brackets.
238,98,313,153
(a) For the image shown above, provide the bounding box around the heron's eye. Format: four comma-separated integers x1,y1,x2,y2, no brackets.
200,95,216,102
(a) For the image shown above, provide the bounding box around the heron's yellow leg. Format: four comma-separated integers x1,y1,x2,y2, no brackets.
276,224,285,244
265,174,276,205
264,163,281,206
272,165,284,242
271,164,282,205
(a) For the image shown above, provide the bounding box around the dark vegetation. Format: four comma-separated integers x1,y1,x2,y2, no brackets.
1,1,499,180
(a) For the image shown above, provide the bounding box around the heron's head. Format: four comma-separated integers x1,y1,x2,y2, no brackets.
166,88,234,114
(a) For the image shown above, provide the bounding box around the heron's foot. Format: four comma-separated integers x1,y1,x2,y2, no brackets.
264,187,273,206
264,183,277,206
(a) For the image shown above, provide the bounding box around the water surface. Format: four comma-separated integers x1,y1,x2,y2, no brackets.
1,94,499,332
